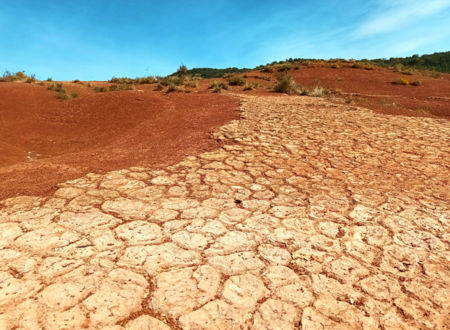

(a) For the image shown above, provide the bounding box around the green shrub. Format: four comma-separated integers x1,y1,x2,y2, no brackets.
410,80,421,86
273,73,302,94
227,76,246,86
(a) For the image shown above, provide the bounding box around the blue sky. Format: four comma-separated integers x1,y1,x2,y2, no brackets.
1,0,449,80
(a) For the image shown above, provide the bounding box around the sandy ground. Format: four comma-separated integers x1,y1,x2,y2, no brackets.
0,93,448,329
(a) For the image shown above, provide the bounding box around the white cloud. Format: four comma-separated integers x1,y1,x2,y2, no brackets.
353,0,450,38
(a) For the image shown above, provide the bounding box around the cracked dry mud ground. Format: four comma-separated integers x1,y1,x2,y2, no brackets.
1,94,449,329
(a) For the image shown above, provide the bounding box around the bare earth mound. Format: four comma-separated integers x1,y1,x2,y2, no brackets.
0,94,448,329
0,83,239,199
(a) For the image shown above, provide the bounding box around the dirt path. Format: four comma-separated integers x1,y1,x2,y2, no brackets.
0,94,449,329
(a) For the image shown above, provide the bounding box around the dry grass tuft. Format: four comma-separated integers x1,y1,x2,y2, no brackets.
273,73,303,95
209,80,228,93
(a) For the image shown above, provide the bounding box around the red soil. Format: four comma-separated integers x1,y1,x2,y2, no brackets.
0,83,240,199
288,66,450,118
240,66,450,119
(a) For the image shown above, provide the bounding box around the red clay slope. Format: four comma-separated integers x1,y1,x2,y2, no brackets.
289,66,450,118
241,65,450,118
0,83,240,199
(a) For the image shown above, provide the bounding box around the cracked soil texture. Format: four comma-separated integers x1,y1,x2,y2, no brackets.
0,94,449,329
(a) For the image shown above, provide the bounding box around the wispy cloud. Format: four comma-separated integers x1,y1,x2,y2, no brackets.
353,0,450,38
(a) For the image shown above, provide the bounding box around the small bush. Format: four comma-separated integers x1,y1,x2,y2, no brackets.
176,65,188,76
276,65,291,72
307,85,330,97
25,76,36,83
158,76,185,87
47,78,53,82
243,82,258,91
48,83,66,93
71,93,79,98
94,86,107,92
392,64,403,72
56,92,69,100
209,80,228,93
153,83,164,91
110,77,133,84
109,84,119,92
392,78,409,85
260,66,274,73
431,72,441,78
351,62,374,70
410,80,421,86
401,69,414,75
227,76,246,86
136,76,157,84
273,73,302,94
415,108,431,114
0,70,33,82
15,71,26,79
184,80,199,88
109,84,135,91
166,83,179,93
55,83,65,93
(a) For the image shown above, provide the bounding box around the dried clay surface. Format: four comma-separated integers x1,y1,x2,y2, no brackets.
0,94,449,329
